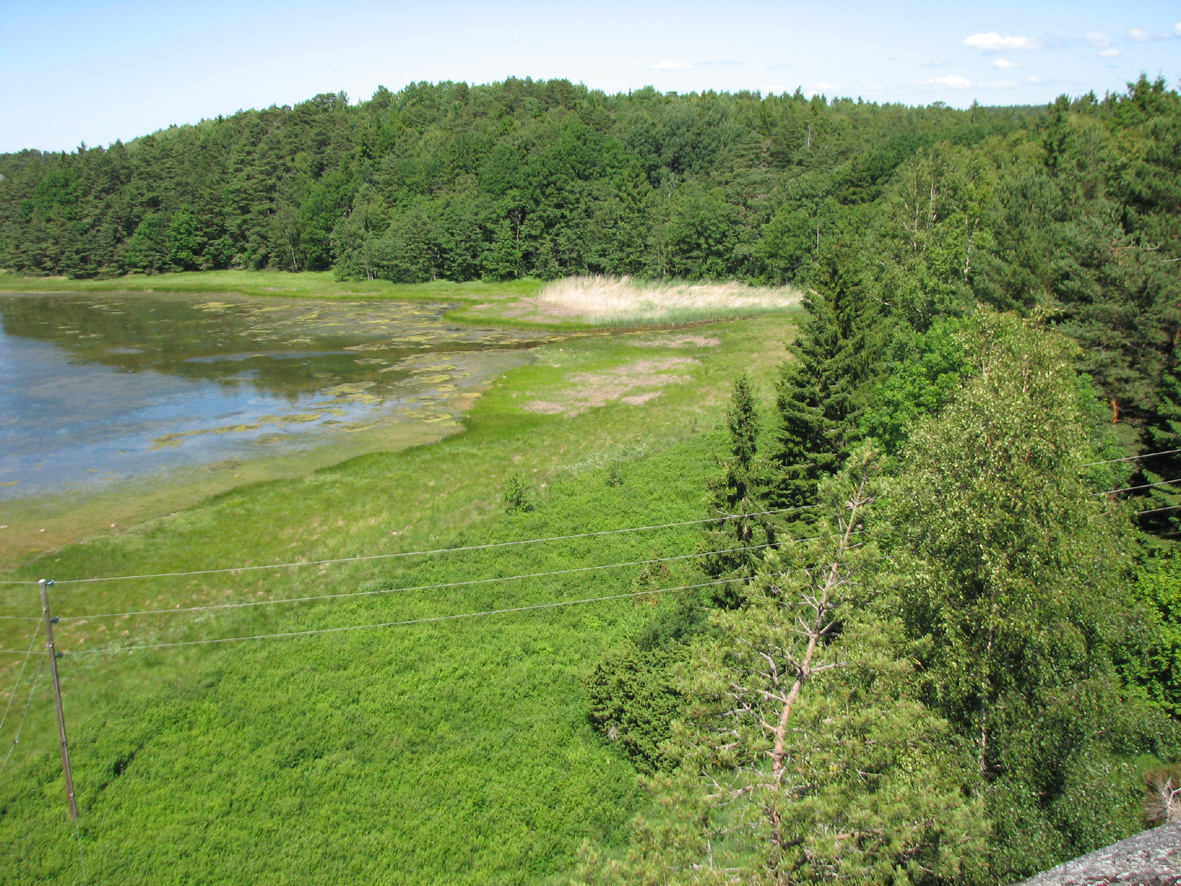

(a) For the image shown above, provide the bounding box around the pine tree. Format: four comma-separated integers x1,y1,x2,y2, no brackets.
588,449,990,885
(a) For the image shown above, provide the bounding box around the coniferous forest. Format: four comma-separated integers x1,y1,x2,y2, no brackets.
2,76,1181,884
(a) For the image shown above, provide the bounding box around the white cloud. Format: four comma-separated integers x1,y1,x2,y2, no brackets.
963,32,1043,51
1176,21,1181,36
994,58,1020,69
1084,32,1110,47
1129,29,1150,42
1099,48,1120,57
811,81,841,92
921,75,972,88
650,59,692,70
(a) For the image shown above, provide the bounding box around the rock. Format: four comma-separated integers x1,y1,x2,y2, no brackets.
1020,823,1181,886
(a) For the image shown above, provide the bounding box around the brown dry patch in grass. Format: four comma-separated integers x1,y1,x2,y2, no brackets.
525,357,697,416
620,392,662,406
467,296,583,323
630,333,721,348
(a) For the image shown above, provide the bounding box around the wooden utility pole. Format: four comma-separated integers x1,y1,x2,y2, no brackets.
39,579,77,820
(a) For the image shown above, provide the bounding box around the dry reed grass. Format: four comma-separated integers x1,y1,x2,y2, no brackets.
534,276,803,325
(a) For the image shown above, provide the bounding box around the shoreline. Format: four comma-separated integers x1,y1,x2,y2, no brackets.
0,392,488,574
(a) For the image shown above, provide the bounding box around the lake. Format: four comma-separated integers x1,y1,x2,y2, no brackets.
0,291,551,501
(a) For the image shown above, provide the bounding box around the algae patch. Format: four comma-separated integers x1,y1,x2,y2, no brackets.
152,413,325,449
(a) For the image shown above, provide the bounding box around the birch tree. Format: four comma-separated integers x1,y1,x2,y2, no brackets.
884,312,1180,880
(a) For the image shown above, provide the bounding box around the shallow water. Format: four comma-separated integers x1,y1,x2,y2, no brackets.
0,292,549,500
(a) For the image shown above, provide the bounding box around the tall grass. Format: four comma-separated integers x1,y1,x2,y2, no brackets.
536,276,804,326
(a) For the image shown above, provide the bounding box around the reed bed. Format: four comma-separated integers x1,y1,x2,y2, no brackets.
535,276,803,326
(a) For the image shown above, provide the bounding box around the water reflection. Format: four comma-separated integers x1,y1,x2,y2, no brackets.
0,292,550,499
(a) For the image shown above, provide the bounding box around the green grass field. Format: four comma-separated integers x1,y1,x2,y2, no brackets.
0,269,543,303
0,276,799,885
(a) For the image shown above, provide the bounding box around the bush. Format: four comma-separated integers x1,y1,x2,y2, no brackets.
502,472,533,513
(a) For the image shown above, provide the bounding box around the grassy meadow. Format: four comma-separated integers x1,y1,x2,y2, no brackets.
0,276,800,884
0,269,544,305
0,269,805,329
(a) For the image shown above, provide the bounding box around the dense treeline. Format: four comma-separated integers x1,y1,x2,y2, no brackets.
0,79,1032,285
1,76,1177,431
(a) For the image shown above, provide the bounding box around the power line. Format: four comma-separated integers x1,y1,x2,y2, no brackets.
1092,478,1181,497
6,450,1179,591
1084,447,1181,467
1138,504,1181,517
68,576,746,656
0,655,45,776
57,540,791,621
57,525,869,623
64,539,882,657
73,815,88,886
0,623,42,737
6,448,1181,592
8,505,819,589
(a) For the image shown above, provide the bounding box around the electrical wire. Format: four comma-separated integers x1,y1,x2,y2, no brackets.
0,622,42,737
7,450,1181,591
73,816,88,886
0,655,45,776
64,539,884,659
57,525,871,623
1137,504,1181,517
58,540,786,620
1084,447,1181,467
6,448,1181,592
68,575,746,656
3,504,819,589
1092,478,1181,497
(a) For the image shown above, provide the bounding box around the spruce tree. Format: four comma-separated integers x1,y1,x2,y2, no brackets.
1141,355,1181,535
699,373,776,607
769,246,886,513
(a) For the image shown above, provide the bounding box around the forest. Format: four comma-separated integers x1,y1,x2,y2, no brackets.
1,75,1181,884
1,76,1178,432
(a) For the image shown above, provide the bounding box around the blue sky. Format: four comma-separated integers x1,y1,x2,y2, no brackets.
1,0,1178,153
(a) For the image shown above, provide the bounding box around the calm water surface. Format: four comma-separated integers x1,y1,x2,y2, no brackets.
0,292,550,500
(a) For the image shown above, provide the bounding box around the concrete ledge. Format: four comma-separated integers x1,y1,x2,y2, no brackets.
1020,823,1181,886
